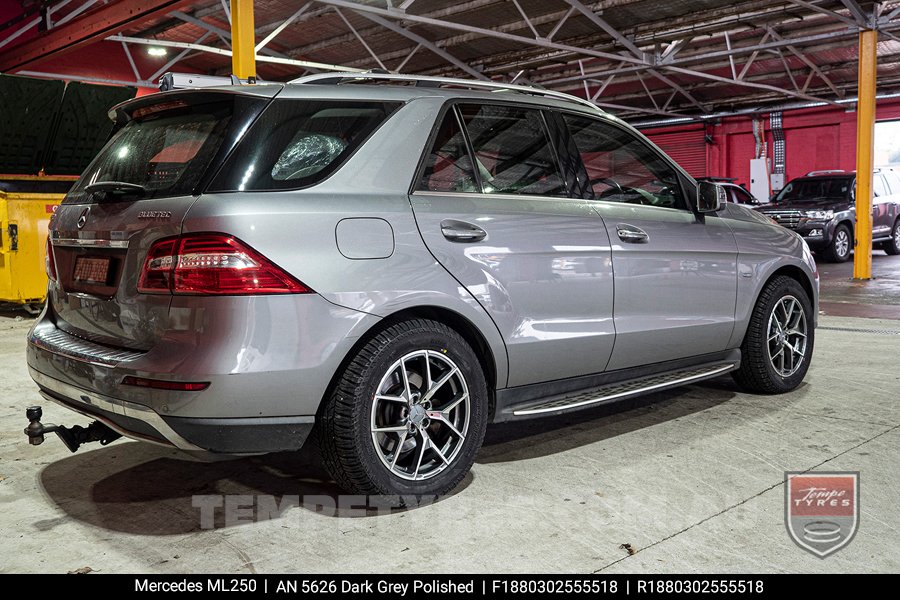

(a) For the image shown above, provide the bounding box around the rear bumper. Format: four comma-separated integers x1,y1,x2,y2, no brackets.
30,367,314,454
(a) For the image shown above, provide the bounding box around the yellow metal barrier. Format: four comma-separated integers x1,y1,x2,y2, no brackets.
0,189,64,308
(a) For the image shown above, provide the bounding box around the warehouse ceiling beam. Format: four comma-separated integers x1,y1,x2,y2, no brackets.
333,7,387,70
546,7,576,42
0,0,196,72
0,0,91,50
352,11,488,80
766,27,844,97
294,0,591,57
664,65,840,105
510,0,541,40
120,41,142,82
545,25,878,86
563,0,644,59
106,34,362,73
169,10,290,59
308,0,649,66
149,32,212,82
787,0,862,28
255,3,312,52
839,0,870,26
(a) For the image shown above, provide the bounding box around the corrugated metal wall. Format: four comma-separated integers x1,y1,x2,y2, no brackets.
644,126,708,177
641,99,900,189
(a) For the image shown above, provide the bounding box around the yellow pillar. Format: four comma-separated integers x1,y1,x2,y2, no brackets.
853,28,877,280
230,0,256,81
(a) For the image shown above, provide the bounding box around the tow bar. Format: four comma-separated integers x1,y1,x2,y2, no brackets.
24,406,121,452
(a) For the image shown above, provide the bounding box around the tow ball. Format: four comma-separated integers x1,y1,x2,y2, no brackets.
24,406,121,452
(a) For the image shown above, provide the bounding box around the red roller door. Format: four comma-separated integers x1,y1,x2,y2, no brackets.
643,127,708,178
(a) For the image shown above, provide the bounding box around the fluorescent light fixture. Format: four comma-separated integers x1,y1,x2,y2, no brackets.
147,47,167,57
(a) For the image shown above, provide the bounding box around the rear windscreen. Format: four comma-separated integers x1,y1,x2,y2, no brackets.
208,99,401,192
66,100,234,204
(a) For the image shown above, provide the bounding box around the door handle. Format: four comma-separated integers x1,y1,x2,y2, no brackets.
441,219,487,243
616,224,649,243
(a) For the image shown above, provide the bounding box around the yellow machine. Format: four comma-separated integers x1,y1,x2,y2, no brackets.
0,177,69,311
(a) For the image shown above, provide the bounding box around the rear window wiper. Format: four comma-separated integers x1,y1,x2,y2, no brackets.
84,181,147,197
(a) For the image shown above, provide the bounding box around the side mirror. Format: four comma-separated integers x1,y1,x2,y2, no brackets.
696,181,726,213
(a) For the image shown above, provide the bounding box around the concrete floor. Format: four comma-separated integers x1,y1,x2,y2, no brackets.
1,261,899,573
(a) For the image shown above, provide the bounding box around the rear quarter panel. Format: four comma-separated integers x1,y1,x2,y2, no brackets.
183,97,510,388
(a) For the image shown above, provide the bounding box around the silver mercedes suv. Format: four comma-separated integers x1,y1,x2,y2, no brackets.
26,73,818,500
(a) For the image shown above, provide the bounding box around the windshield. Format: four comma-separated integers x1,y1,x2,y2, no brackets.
66,100,234,203
774,177,853,203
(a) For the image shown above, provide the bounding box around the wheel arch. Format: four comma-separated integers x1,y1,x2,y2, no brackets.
734,263,817,348
319,305,500,420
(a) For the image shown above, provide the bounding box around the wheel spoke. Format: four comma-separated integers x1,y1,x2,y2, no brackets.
372,425,408,433
786,328,807,339
425,430,451,466
400,358,413,405
375,394,407,404
413,433,429,479
390,431,407,470
424,352,433,391
422,367,458,403
439,391,468,414
427,410,465,441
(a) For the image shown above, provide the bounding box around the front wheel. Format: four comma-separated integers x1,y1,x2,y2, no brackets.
822,224,852,262
317,319,488,503
732,276,814,394
880,219,900,255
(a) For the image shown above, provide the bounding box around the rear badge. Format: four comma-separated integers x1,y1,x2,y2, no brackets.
76,207,90,229
138,211,172,219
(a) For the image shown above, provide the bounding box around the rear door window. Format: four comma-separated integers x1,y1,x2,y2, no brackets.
417,109,479,193
457,104,567,197
209,100,400,192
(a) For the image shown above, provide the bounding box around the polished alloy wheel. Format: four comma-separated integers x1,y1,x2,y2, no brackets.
894,225,900,251
834,228,850,259
370,350,470,481
767,295,808,377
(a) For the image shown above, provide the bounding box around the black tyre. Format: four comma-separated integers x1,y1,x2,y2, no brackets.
317,319,488,503
880,219,900,255
822,223,852,262
732,276,814,394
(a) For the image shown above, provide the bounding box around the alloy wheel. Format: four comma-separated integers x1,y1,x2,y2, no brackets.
834,229,850,259
370,350,470,481
767,295,808,377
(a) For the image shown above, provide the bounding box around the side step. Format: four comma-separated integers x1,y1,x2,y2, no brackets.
511,363,736,417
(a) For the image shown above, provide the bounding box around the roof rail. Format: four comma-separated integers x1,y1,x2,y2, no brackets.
804,169,847,176
288,71,600,111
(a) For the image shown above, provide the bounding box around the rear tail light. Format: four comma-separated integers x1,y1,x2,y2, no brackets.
45,237,57,282
138,233,311,295
122,376,210,391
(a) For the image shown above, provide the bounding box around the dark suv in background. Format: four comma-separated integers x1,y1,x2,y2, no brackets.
758,169,900,262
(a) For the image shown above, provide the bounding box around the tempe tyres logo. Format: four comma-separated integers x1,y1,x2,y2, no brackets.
785,471,859,558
